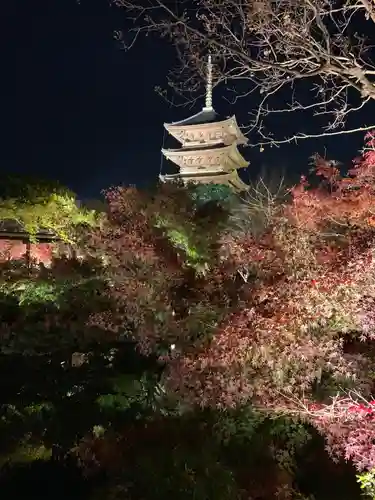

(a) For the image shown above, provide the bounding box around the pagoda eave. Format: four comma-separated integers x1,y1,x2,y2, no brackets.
160,171,249,193
162,143,232,156
162,143,249,171
164,115,248,147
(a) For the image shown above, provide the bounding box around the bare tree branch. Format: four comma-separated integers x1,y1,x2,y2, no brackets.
116,0,375,147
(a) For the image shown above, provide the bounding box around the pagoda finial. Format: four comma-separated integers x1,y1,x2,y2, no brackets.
204,54,213,110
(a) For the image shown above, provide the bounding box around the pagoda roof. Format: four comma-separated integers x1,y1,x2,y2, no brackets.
164,111,248,147
160,170,249,192
168,107,219,126
162,171,234,180
162,142,249,167
163,142,229,153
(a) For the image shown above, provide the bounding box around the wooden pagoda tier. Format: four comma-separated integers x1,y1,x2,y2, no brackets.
161,139,249,192
164,109,248,148
160,170,249,192
161,110,250,193
161,142,248,172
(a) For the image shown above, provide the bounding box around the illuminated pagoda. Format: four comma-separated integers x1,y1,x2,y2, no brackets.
160,55,249,192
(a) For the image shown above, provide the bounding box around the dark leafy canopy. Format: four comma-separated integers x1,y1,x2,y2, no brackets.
0,254,164,469
0,257,110,354
80,409,319,500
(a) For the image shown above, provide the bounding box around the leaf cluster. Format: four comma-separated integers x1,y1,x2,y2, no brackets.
0,175,98,243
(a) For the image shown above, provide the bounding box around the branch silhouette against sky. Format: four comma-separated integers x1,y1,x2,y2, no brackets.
119,0,375,147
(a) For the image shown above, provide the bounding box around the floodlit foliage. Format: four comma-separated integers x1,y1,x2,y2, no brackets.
0,252,322,499
70,135,375,480
89,183,236,357
357,468,375,499
4,143,375,496
99,133,375,474
66,134,375,482
293,391,375,471
0,175,98,242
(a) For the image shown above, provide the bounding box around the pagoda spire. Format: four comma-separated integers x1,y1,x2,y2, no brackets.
203,54,213,111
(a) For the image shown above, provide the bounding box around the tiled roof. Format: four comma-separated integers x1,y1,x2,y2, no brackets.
0,220,57,241
168,108,222,126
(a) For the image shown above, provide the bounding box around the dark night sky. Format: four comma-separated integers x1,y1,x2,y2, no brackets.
2,0,373,198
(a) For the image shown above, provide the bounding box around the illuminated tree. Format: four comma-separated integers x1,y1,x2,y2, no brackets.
0,175,97,243
147,132,375,471
2,171,371,496
88,182,239,358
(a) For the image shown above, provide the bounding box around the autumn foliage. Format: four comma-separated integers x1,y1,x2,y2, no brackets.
89,183,237,355
3,137,375,495
85,133,375,473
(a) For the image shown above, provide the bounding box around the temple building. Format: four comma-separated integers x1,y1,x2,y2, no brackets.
160,55,249,192
0,220,60,265
0,199,103,266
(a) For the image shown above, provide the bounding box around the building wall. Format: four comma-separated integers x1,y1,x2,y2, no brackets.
0,239,54,264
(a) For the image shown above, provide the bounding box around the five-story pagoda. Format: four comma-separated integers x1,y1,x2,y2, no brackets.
160,56,249,192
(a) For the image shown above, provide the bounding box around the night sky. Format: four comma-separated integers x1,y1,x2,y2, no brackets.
2,0,373,199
